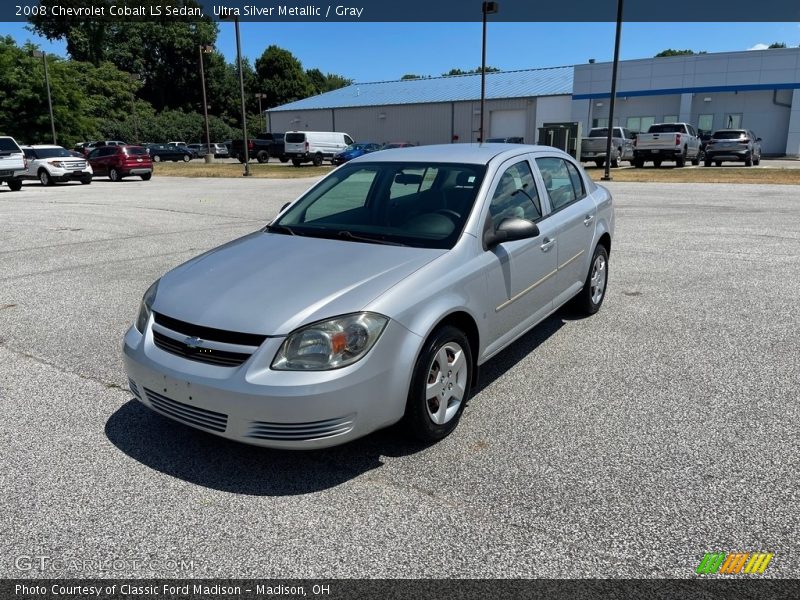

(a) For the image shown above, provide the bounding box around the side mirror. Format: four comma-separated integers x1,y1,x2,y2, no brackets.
484,217,540,248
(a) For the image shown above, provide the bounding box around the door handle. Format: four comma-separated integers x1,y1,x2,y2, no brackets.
540,238,555,252
583,215,595,226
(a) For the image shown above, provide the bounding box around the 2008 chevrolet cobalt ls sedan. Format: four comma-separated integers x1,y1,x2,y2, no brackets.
123,144,614,448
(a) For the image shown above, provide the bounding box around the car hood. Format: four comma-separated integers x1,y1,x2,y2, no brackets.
152,231,445,335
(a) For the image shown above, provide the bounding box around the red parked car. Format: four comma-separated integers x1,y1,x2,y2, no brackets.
87,145,153,181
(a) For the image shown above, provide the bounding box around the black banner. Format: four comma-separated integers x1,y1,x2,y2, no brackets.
4,0,800,22
4,579,800,600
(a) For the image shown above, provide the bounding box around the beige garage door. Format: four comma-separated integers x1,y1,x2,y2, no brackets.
490,109,526,139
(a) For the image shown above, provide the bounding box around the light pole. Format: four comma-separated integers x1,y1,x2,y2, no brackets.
33,50,56,145
602,0,624,181
220,9,250,176
199,44,214,163
479,2,498,144
255,93,267,133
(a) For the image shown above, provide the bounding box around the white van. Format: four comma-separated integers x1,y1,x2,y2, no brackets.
284,131,354,166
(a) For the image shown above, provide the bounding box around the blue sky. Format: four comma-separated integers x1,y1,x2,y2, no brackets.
3,21,799,82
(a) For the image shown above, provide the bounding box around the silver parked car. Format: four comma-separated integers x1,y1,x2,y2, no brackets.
123,144,614,449
703,129,762,167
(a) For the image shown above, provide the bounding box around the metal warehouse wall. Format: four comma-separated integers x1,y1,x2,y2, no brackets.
268,96,572,146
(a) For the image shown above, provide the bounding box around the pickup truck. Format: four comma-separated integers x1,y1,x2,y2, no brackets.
0,136,27,191
230,133,287,164
580,126,635,168
633,122,701,168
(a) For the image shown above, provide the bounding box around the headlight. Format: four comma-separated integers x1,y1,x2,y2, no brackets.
51,161,64,168
134,280,159,333
272,312,388,371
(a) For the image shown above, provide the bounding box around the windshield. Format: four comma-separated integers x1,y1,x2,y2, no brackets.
35,147,73,159
273,162,486,250
0,138,21,153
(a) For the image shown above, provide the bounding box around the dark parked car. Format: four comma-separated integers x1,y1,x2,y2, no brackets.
80,140,127,156
332,143,382,165
230,133,287,163
146,144,193,162
381,142,416,149
88,145,153,181
703,129,762,167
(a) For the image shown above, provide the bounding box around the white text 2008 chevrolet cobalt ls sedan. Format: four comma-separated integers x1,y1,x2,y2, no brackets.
123,144,613,448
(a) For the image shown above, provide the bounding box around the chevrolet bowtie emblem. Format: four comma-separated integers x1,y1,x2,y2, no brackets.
184,336,203,349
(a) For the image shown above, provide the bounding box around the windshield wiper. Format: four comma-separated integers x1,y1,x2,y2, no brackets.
337,230,406,246
265,223,297,236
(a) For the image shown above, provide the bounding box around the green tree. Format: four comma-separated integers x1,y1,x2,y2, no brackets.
443,66,501,76
401,74,424,79
768,42,787,48
655,49,697,57
306,68,352,95
254,46,313,108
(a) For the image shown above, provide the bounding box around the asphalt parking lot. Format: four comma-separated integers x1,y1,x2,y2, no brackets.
1,176,798,578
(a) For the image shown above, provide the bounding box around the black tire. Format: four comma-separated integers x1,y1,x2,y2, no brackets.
704,159,712,167
182,154,191,162
7,179,23,191
675,151,686,168
715,161,722,167
691,153,700,166
141,173,152,181
312,153,323,167
744,154,752,167
109,168,121,182
594,159,605,168
753,156,760,166
39,169,53,186
152,155,161,163
291,159,302,167
256,150,269,164
633,157,644,168
237,155,247,164
80,176,92,185
279,157,289,163
404,325,473,443
653,159,662,168
573,244,609,316
610,150,620,168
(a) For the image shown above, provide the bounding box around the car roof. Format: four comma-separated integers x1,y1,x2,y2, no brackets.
23,145,65,150
350,143,564,165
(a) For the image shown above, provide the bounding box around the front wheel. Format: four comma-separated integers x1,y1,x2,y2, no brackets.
39,169,53,186
573,244,609,316
80,176,92,185
182,154,191,162
279,157,289,163
404,326,472,443
312,153,323,166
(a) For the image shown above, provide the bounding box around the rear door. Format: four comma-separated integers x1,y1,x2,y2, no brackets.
535,155,596,306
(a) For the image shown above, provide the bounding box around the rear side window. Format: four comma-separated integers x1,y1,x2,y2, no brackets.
125,147,149,156
0,138,21,153
286,133,306,143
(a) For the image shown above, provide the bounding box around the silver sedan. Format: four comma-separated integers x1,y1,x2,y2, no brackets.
123,144,614,448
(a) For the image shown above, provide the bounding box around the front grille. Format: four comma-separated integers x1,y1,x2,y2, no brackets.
247,414,355,441
152,330,250,367
144,388,228,432
128,378,142,400
153,312,267,347
66,161,87,169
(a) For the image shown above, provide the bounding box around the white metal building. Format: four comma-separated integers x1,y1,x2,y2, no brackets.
268,47,800,156
267,67,574,145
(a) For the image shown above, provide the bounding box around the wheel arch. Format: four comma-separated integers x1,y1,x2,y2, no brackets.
418,310,481,389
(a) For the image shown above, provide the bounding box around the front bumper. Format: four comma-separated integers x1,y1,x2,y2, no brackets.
51,168,92,181
122,318,421,449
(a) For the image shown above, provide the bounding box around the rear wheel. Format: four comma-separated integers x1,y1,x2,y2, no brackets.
704,159,712,167
256,150,269,163
574,244,609,316
753,155,761,166
152,155,161,163
610,149,620,168
404,325,472,443
675,150,686,168
291,159,302,167
594,159,605,168
39,169,53,186
691,152,700,166
633,157,644,168
109,168,120,182
744,154,752,167
653,159,662,168
7,179,23,191
141,173,152,181
182,154,191,162
312,153,323,166
715,161,722,167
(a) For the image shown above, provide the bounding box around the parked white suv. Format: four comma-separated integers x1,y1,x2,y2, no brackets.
0,136,27,191
284,131,354,166
21,145,93,185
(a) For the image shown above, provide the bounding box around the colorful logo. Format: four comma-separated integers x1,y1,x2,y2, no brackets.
696,552,773,575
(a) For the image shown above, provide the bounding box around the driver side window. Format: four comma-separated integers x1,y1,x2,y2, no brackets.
488,161,541,229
